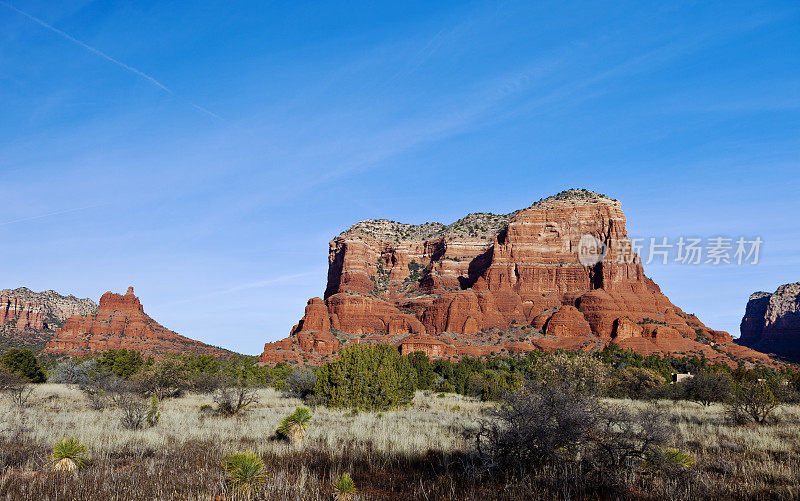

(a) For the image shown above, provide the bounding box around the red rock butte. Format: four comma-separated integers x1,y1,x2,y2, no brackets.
44,287,229,357
259,189,774,367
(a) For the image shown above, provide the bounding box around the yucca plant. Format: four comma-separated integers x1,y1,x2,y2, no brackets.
276,407,312,448
47,437,89,472
644,447,695,471
222,451,268,499
333,473,357,501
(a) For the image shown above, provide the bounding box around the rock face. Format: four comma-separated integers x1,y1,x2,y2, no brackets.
259,189,773,367
0,288,97,351
738,283,800,361
44,287,229,357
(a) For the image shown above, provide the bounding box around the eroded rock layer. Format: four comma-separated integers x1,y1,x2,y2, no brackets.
738,282,800,362
259,189,773,366
0,288,98,351
44,287,229,357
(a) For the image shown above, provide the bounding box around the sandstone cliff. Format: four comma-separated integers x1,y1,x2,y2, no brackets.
0,288,97,351
43,287,229,357
738,282,800,361
260,189,773,367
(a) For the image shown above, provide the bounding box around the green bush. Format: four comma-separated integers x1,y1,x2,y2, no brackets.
608,367,666,399
315,345,415,410
1,349,46,383
98,349,144,378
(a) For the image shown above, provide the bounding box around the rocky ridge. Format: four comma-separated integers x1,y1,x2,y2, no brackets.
260,189,773,367
738,282,800,361
43,287,230,357
0,288,97,351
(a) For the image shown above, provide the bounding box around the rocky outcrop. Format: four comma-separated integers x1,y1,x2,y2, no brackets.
738,283,800,361
0,288,98,351
259,189,775,367
0,297,44,331
44,287,229,357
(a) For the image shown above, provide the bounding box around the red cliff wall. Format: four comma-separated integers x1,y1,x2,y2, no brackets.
259,190,772,367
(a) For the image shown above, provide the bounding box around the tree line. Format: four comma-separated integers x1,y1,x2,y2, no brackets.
1,343,799,418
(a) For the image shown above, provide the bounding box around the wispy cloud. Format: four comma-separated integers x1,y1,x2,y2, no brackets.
0,1,226,122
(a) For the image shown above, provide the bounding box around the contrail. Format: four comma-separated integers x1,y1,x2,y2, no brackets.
1,1,225,122
160,271,323,306
0,204,105,226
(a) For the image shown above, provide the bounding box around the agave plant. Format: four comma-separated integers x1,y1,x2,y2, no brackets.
47,437,89,472
333,473,357,501
276,407,312,448
222,451,268,499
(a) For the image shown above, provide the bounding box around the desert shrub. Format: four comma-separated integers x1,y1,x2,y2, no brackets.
98,349,144,378
146,396,161,427
222,451,267,498
182,353,221,374
0,367,21,392
408,351,436,390
590,405,671,473
476,374,604,471
1,349,45,383
0,367,34,410
678,372,732,406
114,390,151,430
275,407,312,447
47,437,89,471
75,361,118,409
283,367,317,400
333,473,357,501
188,372,222,394
465,373,487,398
129,356,189,400
213,367,259,417
726,379,784,425
475,356,672,482
524,352,609,396
315,344,415,411
608,367,666,399
434,378,455,394
784,369,800,393
49,358,86,384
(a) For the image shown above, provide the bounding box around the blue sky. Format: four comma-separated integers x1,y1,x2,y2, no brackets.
1,0,798,354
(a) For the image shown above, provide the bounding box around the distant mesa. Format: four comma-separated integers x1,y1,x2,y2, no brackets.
259,189,775,367
738,282,800,362
41,286,230,357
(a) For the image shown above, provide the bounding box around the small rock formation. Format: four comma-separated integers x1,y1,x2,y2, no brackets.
0,288,98,351
738,282,800,361
259,189,774,367
43,287,229,357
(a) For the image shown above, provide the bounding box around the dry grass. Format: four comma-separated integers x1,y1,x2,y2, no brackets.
0,385,482,457
1,386,800,499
